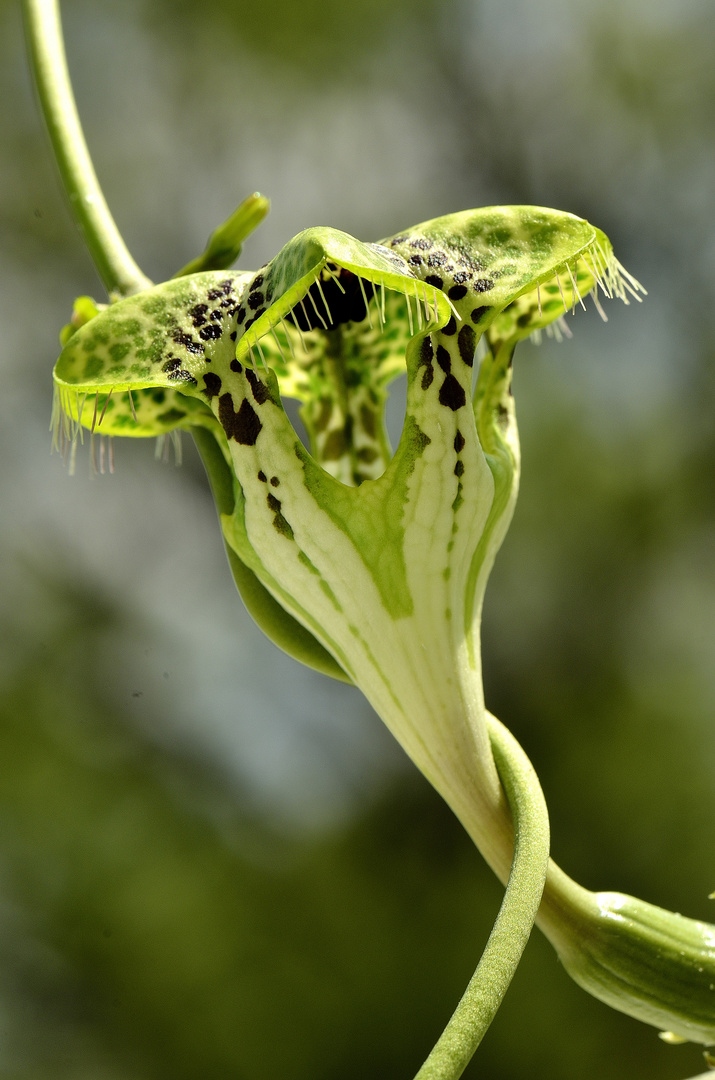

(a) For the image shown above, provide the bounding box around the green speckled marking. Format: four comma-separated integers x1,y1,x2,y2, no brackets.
51,207,641,701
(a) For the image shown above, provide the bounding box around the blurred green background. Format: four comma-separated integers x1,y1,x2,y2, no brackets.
2,0,715,1076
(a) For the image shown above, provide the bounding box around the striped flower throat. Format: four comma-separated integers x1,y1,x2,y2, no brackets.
52,205,643,714
51,205,642,910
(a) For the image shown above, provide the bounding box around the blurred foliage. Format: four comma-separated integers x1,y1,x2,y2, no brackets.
2,0,715,1077
145,0,442,79
0,567,708,1079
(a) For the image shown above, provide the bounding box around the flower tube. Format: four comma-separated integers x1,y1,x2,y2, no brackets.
53,205,715,1047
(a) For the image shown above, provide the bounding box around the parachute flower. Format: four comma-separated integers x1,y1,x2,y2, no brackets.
54,206,630,847
53,205,715,1048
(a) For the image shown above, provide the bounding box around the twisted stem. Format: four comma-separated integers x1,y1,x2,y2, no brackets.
414,715,550,1080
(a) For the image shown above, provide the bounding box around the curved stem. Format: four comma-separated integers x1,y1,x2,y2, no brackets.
22,0,152,299
414,715,550,1080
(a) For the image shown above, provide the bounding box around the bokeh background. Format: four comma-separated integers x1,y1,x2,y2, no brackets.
1,0,715,1076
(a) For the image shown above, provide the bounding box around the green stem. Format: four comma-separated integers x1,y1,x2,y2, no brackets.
414,715,550,1080
22,0,152,299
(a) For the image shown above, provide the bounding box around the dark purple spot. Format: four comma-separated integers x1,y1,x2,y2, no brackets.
167,368,197,385
245,368,271,404
408,254,423,266
230,358,242,373
248,291,264,309
410,237,432,250
471,306,490,323
448,285,468,301
458,325,476,367
210,308,223,321
454,460,465,477
234,401,262,445
390,235,408,246
452,272,469,285
272,510,294,540
219,393,262,445
202,372,222,399
236,306,246,323
427,252,447,268
439,374,466,411
425,275,443,289
474,279,495,293
442,316,457,336
436,345,451,374
252,275,264,289
270,476,280,487
199,323,222,341
287,271,368,331
266,489,294,538
418,336,435,389
207,288,223,301
258,470,267,482
220,279,234,293
171,330,204,355
230,331,237,341
454,430,465,453
189,303,208,326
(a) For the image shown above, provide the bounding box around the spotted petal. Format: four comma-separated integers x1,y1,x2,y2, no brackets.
51,208,640,707
59,208,715,1051
53,270,254,443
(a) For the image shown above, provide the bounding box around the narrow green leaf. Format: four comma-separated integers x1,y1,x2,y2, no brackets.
173,192,270,278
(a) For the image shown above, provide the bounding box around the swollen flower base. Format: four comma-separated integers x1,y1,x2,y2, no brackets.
53,205,715,1057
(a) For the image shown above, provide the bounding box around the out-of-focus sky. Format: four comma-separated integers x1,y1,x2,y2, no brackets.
1,1,714,1077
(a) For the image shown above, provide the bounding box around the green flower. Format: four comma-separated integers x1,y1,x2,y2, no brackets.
54,204,715,1048
53,205,616,828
